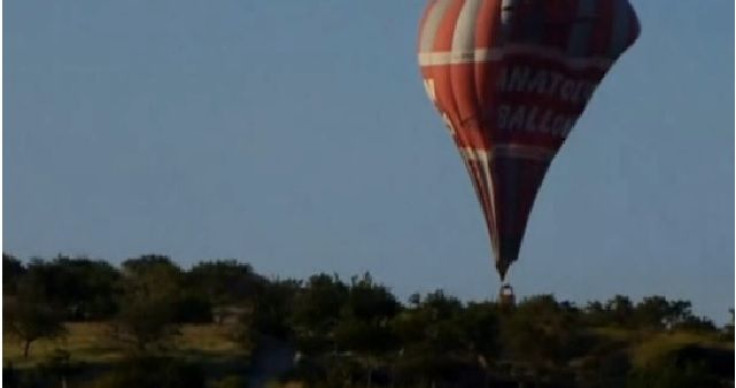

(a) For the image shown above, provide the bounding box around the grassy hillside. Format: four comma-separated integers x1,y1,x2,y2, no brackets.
631,330,732,368
3,255,732,387
3,322,251,368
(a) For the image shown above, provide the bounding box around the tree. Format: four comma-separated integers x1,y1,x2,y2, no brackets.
605,295,635,327
633,296,716,332
56,257,120,320
584,300,608,326
292,273,349,353
724,309,734,340
332,273,401,387
501,295,590,375
417,290,465,354
252,278,301,339
392,291,463,352
19,255,121,321
408,293,421,308
187,260,264,316
634,296,671,329
460,302,500,361
112,255,183,351
344,273,401,323
294,274,348,328
114,298,181,352
4,285,66,358
392,291,499,387
3,253,25,295
334,317,396,355
672,315,717,333
665,300,695,328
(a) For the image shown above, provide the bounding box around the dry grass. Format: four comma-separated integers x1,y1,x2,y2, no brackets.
589,326,733,369
4,322,119,367
173,323,252,360
630,331,732,368
265,382,305,388
3,321,251,368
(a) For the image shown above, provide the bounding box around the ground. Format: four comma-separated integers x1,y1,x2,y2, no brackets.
3,322,250,368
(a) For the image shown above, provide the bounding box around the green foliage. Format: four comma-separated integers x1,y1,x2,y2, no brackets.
421,290,463,322
634,296,672,329
334,318,396,355
394,290,466,354
605,295,636,327
292,274,348,336
113,296,181,351
175,291,214,323
187,260,263,310
389,290,495,387
460,302,500,357
672,315,718,333
501,295,591,370
635,297,701,330
3,253,26,295
22,255,121,320
586,295,717,334
333,274,400,357
2,252,733,387
113,255,183,351
252,279,300,339
344,273,400,323
4,286,66,358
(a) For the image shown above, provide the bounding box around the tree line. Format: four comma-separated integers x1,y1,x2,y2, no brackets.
3,253,734,388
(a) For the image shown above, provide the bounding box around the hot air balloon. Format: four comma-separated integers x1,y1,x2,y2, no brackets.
417,0,640,290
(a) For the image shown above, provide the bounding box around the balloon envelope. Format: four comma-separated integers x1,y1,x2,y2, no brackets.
417,0,640,279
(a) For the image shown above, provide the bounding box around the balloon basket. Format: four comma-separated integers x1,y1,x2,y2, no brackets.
499,283,516,308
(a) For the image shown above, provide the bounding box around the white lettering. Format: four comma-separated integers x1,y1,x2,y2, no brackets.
525,106,539,132
508,105,527,131
497,66,598,108
538,109,553,133
527,70,548,95
507,67,532,92
546,72,564,97
491,103,575,138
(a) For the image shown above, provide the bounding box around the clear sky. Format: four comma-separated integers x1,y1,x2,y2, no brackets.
4,1,733,322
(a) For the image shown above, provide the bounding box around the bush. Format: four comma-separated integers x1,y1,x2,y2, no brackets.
175,293,213,323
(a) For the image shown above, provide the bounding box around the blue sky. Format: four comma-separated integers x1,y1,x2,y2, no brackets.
4,1,733,322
